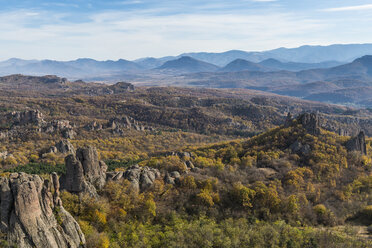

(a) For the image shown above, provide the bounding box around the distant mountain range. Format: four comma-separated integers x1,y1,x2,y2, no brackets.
137,43,372,66
2,43,372,79
2,43,372,107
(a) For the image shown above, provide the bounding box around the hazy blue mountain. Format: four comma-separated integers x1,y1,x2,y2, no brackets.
268,44,372,63
259,58,343,71
220,58,343,72
156,56,220,73
134,57,165,69
220,59,269,72
66,58,143,72
0,58,143,78
146,44,372,66
179,50,270,66
174,55,372,106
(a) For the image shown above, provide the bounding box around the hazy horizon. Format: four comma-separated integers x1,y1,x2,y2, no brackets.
1,43,372,62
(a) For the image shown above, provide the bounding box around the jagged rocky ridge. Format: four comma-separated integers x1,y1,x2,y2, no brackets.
0,172,85,248
286,112,367,155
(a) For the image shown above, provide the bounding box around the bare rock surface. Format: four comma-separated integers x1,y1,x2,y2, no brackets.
60,146,107,196
0,172,85,248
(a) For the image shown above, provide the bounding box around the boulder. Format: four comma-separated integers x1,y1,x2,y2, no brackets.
346,131,367,155
0,173,85,248
164,173,175,185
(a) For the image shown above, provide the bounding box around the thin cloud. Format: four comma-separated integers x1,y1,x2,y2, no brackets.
0,8,326,60
322,4,372,12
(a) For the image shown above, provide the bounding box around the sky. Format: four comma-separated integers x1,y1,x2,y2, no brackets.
0,0,372,61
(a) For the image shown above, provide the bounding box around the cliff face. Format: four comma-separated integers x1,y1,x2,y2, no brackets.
0,172,85,248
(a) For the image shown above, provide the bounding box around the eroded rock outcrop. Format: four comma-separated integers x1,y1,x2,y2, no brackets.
107,165,160,192
60,146,107,197
346,131,367,155
7,110,44,126
107,116,154,133
84,121,102,131
0,172,85,248
55,140,75,154
297,113,321,135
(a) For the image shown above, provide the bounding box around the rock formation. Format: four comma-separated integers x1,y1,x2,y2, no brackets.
84,121,102,131
8,110,44,126
55,140,75,154
60,146,107,196
0,172,85,247
108,82,135,93
345,131,367,155
164,171,181,185
107,116,153,132
107,165,160,192
297,113,321,135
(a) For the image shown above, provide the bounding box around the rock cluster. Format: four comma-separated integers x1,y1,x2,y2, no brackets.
60,146,107,197
346,131,367,155
84,121,103,131
7,110,44,126
107,116,154,133
41,140,75,157
0,172,85,248
297,113,321,135
164,171,181,185
43,120,75,138
108,82,135,93
107,165,161,192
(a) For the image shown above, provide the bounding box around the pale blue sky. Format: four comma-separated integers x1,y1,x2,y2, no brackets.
0,0,371,60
